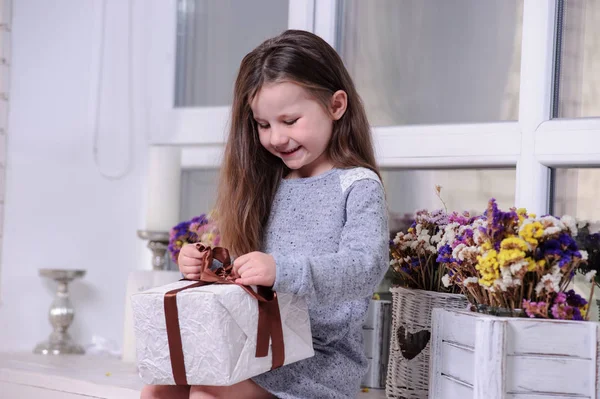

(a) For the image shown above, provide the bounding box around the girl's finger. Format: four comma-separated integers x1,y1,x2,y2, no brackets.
183,246,207,259
236,262,253,277
235,276,265,286
239,268,260,279
180,265,202,274
180,255,204,266
232,254,250,274
184,273,201,280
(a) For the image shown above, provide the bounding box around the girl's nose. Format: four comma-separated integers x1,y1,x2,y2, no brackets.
270,126,289,148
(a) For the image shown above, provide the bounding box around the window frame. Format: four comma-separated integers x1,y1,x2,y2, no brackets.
149,0,600,216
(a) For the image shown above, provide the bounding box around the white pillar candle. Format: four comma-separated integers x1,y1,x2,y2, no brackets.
145,146,182,232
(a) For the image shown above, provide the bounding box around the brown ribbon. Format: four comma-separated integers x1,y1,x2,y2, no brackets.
163,244,285,385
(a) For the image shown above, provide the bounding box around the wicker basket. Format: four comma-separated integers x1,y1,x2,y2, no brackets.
385,286,468,399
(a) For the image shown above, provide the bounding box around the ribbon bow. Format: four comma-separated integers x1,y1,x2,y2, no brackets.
163,244,285,385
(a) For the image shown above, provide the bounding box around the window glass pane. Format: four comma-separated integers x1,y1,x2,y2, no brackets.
175,0,288,107
179,168,219,221
552,168,600,231
384,168,516,235
554,0,600,118
337,0,523,126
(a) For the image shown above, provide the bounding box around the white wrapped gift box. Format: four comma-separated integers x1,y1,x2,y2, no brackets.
131,280,314,386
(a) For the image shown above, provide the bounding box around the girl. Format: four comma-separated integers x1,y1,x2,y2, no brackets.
142,29,388,399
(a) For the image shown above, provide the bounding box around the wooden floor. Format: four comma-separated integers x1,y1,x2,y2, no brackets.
0,352,386,398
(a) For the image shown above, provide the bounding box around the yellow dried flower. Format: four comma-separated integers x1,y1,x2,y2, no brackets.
519,221,544,246
501,237,528,251
476,249,500,286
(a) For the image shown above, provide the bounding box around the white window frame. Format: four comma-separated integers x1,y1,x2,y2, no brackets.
147,0,600,217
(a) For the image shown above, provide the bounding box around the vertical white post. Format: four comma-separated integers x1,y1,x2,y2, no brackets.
313,0,337,47
515,0,557,215
429,309,445,399
288,0,315,32
474,318,506,398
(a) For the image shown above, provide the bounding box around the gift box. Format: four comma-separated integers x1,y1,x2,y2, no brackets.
131,245,314,386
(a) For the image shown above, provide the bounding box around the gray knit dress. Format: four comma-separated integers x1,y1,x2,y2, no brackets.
252,167,389,399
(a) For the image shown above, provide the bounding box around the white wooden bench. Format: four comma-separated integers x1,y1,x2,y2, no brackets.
0,353,385,398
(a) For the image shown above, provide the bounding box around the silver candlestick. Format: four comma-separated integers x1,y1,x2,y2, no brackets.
34,269,86,355
137,230,171,270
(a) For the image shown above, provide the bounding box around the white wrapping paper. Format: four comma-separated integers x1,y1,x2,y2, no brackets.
131,280,314,385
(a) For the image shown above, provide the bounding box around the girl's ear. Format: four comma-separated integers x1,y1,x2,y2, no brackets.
329,90,348,121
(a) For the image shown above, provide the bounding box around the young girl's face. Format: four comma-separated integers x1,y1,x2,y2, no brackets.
251,81,344,178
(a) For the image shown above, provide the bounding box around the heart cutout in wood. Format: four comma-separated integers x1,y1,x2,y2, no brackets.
396,326,431,360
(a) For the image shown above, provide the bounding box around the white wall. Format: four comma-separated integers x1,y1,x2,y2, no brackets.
0,0,150,352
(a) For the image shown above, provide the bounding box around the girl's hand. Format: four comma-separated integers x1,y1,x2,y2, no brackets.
232,251,276,286
177,243,205,279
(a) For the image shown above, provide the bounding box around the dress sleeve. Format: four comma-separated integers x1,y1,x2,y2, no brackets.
271,178,389,303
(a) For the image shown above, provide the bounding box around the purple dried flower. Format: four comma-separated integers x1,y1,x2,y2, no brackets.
436,244,455,263
448,212,470,225
550,290,587,320
566,289,587,307
168,214,214,262
572,307,584,321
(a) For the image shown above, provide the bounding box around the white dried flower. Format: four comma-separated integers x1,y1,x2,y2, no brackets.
585,270,597,283
543,226,561,237
415,224,424,236
452,243,467,261
438,222,460,249
452,245,479,264
431,230,443,244
509,259,529,275
580,250,589,261
540,215,566,237
561,215,577,236
535,272,562,295
441,274,451,288
464,277,479,285
495,278,509,292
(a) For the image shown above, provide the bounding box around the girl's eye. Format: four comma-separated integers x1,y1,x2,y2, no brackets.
284,118,299,126
257,123,270,130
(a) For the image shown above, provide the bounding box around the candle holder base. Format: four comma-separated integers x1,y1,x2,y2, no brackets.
34,336,85,355
34,269,86,355
137,230,170,270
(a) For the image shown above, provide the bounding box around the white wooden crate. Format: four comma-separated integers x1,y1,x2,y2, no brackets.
429,308,600,399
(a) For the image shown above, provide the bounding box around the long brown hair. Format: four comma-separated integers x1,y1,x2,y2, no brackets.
215,29,380,256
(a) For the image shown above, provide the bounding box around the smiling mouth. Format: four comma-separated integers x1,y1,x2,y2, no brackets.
280,146,301,156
